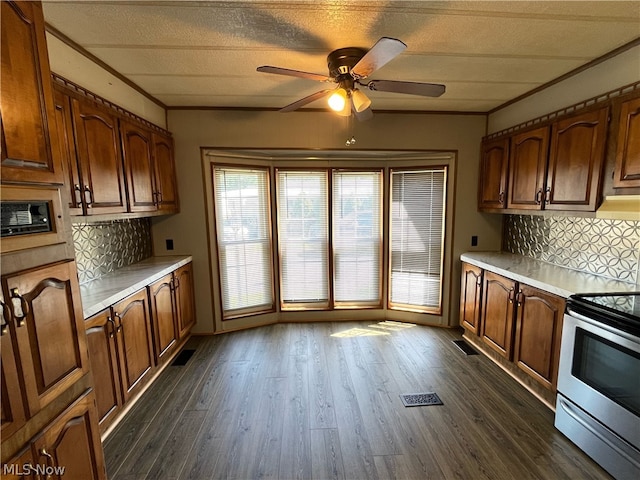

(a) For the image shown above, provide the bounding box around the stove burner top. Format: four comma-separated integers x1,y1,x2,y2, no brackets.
567,292,640,337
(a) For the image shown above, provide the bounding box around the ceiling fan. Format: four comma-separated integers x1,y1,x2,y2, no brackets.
257,37,445,120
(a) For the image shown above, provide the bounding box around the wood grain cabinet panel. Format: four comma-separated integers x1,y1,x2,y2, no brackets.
120,120,156,212
2,260,89,417
112,289,154,402
513,285,565,391
149,273,178,364
52,88,82,215
478,137,509,210
152,132,179,213
0,0,63,184
84,309,123,433
1,292,27,439
481,271,516,359
459,262,483,335
507,126,550,210
2,446,36,479
32,389,106,480
614,97,640,188
546,107,608,211
174,263,196,339
71,98,128,214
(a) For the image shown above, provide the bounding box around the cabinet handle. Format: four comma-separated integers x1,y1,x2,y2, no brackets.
476,276,482,287
508,287,515,304
0,299,9,336
74,184,83,205
84,186,94,208
9,288,27,327
107,316,116,338
544,186,551,205
535,188,543,204
158,191,163,204
114,312,122,333
516,291,523,307
498,191,504,205
40,448,55,479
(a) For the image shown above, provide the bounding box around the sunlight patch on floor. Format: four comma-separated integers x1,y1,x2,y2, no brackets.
330,321,416,337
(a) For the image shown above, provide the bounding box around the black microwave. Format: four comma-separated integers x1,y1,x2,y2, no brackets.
1,201,53,237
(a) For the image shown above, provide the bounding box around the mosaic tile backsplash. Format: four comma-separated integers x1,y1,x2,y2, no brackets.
72,218,153,285
504,215,640,284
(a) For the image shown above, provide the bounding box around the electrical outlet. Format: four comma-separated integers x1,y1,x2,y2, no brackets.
471,235,478,247
166,239,174,251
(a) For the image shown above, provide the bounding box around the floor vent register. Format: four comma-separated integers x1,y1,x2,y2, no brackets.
171,349,196,366
400,392,444,407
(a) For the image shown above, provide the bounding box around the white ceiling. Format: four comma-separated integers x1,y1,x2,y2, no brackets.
42,1,640,113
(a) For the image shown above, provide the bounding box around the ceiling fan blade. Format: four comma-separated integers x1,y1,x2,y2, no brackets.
351,37,406,79
352,103,373,121
364,79,446,97
279,89,333,112
257,66,332,83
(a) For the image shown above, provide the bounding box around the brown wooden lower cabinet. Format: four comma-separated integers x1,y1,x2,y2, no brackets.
85,309,123,433
1,294,27,439
149,273,178,364
32,389,106,480
463,264,566,394
460,262,483,334
112,289,155,403
481,271,516,359
513,285,565,391
174,263,196,339
3,446,36,480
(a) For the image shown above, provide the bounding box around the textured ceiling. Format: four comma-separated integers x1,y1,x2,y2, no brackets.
42,1,640,112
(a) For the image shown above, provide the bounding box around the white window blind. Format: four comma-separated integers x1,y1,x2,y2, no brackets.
389,168,446,312
332,170,382,305
277,170,329,306
213,166,273,315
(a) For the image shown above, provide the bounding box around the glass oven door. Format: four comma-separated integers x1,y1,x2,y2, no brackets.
558,309,640,448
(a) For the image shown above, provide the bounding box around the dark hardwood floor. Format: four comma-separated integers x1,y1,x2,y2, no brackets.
104,321,611,480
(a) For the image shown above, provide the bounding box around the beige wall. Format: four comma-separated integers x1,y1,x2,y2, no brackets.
488,44,640,133
151,110,502,333
46,33,167,127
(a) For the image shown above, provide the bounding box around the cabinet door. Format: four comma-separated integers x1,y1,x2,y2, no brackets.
149,273,178,365
513,285,565,391
459,263,483,335
32,389,106,480
1,293,27,439
478,138,509,210
120,120,156,212
481,271,516,359
546,108,608,211
152,132,179,213
85,309,122,433
507,126,549,210
53,88,83,215
3,260,89,417
113,289,154,402
71,98,127,214
0,0,63,184
174,263,196,339
614,97,640,188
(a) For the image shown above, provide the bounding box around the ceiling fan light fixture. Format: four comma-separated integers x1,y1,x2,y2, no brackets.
328,88,348,112
351,89,371,113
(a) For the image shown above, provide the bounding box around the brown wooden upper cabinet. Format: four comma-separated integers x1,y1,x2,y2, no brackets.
71,97,128,215
121,120,156,212
507,126,550,210
614,97,640,188
478,138,509,209
545,107,608,211
152,132,180,213
0,0,64,184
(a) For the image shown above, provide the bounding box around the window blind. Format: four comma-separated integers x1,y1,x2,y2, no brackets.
332,170,382,305
389,168,446,312
213,166,273,315
277,170,329,306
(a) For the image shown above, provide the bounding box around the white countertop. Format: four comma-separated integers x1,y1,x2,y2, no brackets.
79,255,192,318
460,252,638,298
